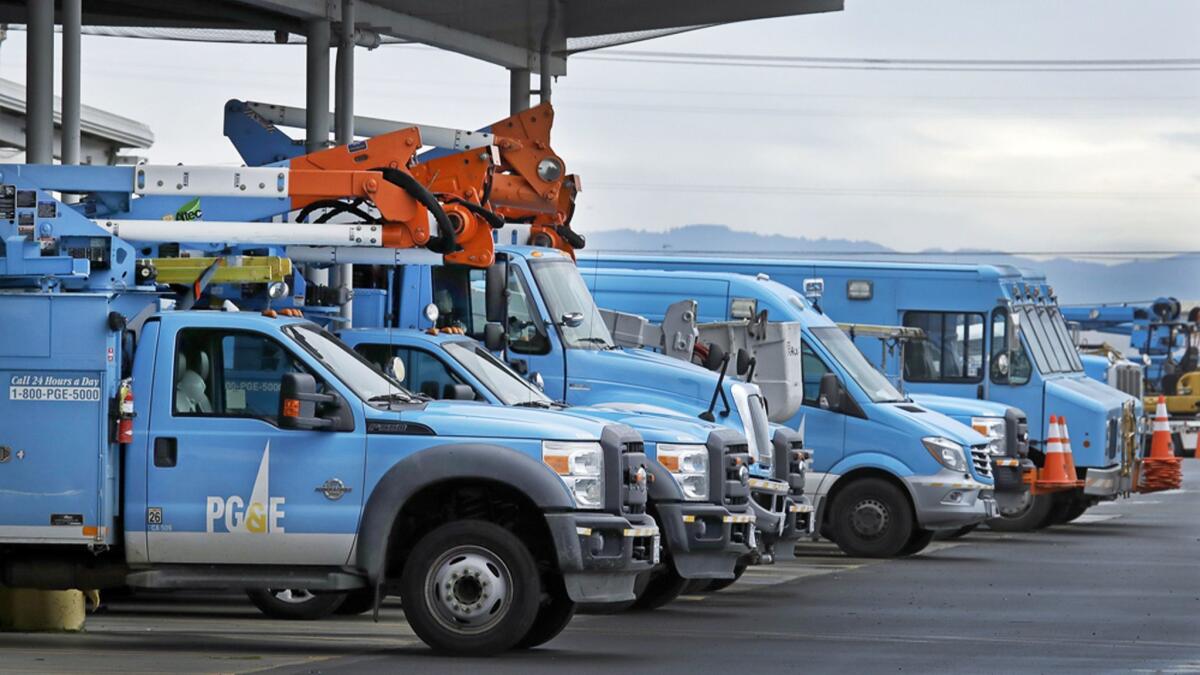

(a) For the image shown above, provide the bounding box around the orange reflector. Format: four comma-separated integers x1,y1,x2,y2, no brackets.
82,526,98,537
658,455,680,472
283,398,301,418
544,454,570,474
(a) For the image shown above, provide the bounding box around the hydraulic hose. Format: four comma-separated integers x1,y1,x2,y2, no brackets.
372,166,460,254
442,195,506,230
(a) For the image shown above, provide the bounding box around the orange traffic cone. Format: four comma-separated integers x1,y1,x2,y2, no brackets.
1137,396,1183,492
1058,416,1084,487
1148,396,1174,459
1037,415,1078,491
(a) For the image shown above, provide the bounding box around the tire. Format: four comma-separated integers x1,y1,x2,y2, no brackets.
898,529,935,556
334,588,377,616
246,589,346,621
934,523,978,540
1046,492,1090,526
985,492,1055,532
631,566,688,610
829,478,916,558
703,561,748,592
515,576,576,649
400,520,541,656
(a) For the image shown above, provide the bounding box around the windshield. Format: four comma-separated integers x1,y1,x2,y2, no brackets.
529,259,616,350
810,326,906,403
283,325,414,405
444,340,553,406
1017,305,1081,375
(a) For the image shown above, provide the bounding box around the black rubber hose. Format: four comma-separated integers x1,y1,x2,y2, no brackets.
372,166,459,254
442,195,505,230
557,223,586,250
297,198,377,225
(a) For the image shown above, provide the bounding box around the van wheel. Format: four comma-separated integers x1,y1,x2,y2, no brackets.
631,566,688,610
986,492,1055,532
246,589,346,620
703,561,748,592
899,528,935,555
400,520,541,656
334,588,377,616
515,576,576,649
829,478,915,558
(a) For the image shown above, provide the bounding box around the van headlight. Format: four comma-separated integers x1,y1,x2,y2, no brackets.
971,417,1006,456
657,443,709,501
922,437,968,472
543,441,605,509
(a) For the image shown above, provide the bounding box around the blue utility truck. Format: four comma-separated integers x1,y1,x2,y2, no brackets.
580,255,1139,529
0,163,662,655
575,265,1002,550
340,328,764,607
349,246,811,570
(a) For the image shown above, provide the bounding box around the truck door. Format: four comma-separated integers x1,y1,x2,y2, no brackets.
799,340,847,484
145,325,367,565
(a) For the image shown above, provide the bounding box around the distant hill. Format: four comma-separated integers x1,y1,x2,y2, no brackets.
584,224,1200,307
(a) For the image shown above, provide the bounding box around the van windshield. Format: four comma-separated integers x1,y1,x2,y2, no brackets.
529,259,616,350
810,326,907,403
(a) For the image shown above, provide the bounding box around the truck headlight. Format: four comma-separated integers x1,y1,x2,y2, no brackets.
657,443,709,501
543,441,605,509
922,437,968,472
971,417,1006,456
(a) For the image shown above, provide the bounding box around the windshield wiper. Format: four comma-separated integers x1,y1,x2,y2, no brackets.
574,336,613,347
513,400,553,408
368,392,416,404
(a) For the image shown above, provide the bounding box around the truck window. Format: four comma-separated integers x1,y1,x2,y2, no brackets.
989,308,1032,385
430,265,550,355
174,329,313,423
800,340,832,406
902,311,984,383
354,344,468,399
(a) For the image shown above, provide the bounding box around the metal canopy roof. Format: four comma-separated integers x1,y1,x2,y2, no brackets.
0,1,842,74
0,77,152,164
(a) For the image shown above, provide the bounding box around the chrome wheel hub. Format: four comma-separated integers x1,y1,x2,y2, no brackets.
850,498,890,538
272,589,316,604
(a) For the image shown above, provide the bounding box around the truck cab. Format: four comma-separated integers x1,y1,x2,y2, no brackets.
576,265,999,557
349,246,810,566
340,327,763,606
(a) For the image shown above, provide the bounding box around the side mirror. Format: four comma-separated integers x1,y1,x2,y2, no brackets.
443,383,476,401
736,348,752,376
818,372,843,412
1007,311,1021,354
560,312,584,328
484,322,506,352
388,356,406,382
485,262,507,324
703,342,727,372
279,373,335,430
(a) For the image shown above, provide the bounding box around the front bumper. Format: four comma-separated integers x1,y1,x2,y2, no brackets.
656,501,755,580
904,473,997,530
746,475,808,561
545,511,660,604
991,457,1035,513
1083,464,1128,499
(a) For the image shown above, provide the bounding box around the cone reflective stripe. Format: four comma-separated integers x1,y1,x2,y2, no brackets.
1035,415,1078,491
1136,396,1183,492
1058,416,1083,487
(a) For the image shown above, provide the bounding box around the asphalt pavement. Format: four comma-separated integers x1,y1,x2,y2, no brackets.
3,460,1198,674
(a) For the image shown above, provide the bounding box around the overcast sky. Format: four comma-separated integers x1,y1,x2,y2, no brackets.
1,0,1197,254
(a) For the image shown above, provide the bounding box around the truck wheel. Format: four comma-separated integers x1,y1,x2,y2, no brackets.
400,520,541,656
934,524,977,540
986,492,1055,532
1046,492,1090,526
703,561,748,592
631,566,689,610
899,528,935,555
334,588,377,616
246,589,346,620
829,478,915,558
515,577,576,649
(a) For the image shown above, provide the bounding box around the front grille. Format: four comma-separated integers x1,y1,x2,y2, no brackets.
752,490,786,514
623,441,644,455
1109,363,1144,399
620,441,648,515
723,443,750,507
970,445,993,479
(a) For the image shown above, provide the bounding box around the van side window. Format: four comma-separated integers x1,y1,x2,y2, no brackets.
902,311,985,383
801,340,833,406
429,265,550,355
174,329,315,423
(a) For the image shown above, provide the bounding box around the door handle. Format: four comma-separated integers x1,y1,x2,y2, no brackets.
154,437,177,468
